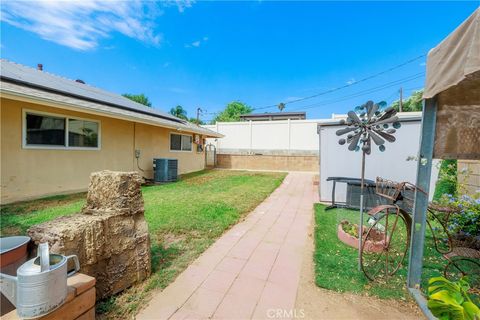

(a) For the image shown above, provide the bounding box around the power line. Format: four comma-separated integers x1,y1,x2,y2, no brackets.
289,72,425,111
252,53,426,111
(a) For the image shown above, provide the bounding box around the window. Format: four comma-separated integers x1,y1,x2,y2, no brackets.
170,133,192,151
24,110,100,149
26,113,66,146
68,119,99,148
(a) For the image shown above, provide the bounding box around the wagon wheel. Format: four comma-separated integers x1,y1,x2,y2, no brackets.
361,206,411,282
444,258,480,290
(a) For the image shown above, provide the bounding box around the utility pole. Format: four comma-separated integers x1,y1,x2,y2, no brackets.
399,87,403,112
196,107,202,125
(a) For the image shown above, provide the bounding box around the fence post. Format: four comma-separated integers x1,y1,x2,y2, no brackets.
288,119,291,155
216,122,220,150
249,120,253,154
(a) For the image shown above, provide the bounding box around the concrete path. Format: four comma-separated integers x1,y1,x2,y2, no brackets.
137,172,317,320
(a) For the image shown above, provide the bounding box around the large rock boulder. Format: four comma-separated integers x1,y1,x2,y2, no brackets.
28,171,151,299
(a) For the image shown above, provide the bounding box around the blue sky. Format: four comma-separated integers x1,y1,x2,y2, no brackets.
1,1,478,121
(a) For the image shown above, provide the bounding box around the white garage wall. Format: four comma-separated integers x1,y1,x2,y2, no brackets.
318,114,439,203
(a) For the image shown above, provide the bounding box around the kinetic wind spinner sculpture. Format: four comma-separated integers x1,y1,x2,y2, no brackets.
336,100,401,269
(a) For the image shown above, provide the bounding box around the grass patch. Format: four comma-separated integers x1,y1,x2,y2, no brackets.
314,204,446,300
1,169,286,319
0,193,86,236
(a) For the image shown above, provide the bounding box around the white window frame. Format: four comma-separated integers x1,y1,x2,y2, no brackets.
169,132,193,152
22,109,101,150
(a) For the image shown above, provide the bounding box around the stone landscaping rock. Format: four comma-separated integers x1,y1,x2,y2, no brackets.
82,170,144,216
28,171,151,300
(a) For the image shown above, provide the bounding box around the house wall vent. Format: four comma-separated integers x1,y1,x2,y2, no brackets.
153,158,178,183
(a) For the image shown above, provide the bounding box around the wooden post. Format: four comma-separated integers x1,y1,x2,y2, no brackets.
407,97,437,288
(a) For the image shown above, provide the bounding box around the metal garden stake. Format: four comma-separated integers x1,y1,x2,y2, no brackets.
336,101,401,270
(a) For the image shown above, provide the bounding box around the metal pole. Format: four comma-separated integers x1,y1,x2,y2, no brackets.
399,87,403,112
358,150,366,271
196,107,202,125
407,98,437,288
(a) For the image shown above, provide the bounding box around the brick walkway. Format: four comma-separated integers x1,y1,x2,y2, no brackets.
137,172,317,320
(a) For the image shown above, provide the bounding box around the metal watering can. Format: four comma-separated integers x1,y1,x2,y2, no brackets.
0,243,80,318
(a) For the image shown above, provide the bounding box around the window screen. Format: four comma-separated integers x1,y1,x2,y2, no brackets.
170,134,192,151
68,119,99,148
170,134,182,150
26,113,66,146
181,135,192,151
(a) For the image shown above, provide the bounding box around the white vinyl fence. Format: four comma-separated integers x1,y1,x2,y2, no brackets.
204,119,319,155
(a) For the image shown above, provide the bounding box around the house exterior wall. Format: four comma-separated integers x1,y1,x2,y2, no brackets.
1,98,206,204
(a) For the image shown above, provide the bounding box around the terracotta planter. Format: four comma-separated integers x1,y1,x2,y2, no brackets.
0,236,30,268
337,223,386,253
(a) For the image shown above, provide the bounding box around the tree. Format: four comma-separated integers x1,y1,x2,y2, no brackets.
169,105,188,120
189,117,205,125
122,93,152,107
212,101,253,123
390,89,423,112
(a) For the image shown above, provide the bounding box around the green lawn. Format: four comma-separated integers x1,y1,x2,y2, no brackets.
314,204,447,300
1,169,286,319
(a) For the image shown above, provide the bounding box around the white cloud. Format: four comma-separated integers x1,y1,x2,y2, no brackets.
166,0,194,13
185,36,208,48
346,78,356,85
419,62,426,66
0,0,192,50
168,87,188,94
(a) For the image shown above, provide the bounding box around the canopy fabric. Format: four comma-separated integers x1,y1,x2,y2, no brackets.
424,8,480,99
424,8,480,160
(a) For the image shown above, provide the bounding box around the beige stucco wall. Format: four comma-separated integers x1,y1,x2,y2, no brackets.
1,98,206,204
458,160,480,195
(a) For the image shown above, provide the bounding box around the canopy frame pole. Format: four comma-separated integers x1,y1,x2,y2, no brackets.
407,97,438,288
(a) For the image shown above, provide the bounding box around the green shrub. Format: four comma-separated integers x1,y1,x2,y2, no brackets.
434,159,458,201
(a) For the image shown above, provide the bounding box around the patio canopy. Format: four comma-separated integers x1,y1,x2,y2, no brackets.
423,8,480,160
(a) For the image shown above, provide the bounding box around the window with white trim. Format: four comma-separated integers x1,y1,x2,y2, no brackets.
24,111,100,149
170,133,192,151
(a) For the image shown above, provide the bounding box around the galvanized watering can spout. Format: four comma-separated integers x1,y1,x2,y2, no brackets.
0,272,17,306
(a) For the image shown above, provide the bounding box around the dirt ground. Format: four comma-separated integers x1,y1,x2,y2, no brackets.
295,228,425,320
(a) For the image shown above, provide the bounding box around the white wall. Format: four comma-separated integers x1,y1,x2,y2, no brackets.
319,116,439,203
204,119,319,154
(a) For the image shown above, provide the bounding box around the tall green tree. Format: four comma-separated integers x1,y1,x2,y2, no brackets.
169,105,188,120
390,89,424,112
212,101,253,123
189,117,205,125
122,93,152,107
